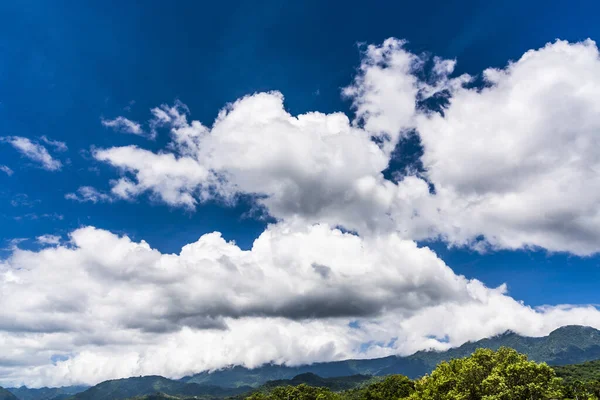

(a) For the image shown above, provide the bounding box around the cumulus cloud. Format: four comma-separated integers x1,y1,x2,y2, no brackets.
94,146,210,208
36,235,61,246
342,38,423,154
1,136,62,171
411,39,600,254
0,165,13,176
92,92,416,233
101,116,148,138
65,186,113,204
1,223,600,387
89,38,600,255
22,36,600,387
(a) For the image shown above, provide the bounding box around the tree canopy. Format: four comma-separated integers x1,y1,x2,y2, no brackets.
409,347,563,400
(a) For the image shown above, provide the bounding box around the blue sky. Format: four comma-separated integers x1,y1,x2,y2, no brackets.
2,0,599,305
2,0,600,387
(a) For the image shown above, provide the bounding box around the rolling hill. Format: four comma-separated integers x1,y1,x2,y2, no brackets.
68,376,251,400
7,386,88,400
259,373,374,392
0,387,19,400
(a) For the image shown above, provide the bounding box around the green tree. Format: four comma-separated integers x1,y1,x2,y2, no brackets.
247,384,341,400
410,347,563,400
358,375,414,400
586,380,600,400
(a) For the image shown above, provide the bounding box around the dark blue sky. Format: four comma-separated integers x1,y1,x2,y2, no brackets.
1,0,600,307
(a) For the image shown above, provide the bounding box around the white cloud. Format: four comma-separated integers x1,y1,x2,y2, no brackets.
13,213,64,221
36,235,61,246
65,186,113,204
101,116,148,138
342,38,421,154
90,38,600,255
31,38,600,386
94,146,210,208
92,92,408,232
39,136,68,152
10,194,40,208
0,223,599,387
0,165,13,176
411,39,600,254
149,101,189,133
1,137,62,171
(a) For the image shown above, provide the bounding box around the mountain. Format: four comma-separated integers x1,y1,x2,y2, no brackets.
119,396,196,400
69,376,252,400
8,325,600,400
0,387,18,400
260,373,374,392
184,325,600,387
7,386,88,400
48,372,373,400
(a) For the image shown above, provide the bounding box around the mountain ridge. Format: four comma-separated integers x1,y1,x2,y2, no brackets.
184,325,600,387
7,325,600,400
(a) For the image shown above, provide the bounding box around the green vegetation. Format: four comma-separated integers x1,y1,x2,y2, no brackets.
69,376,251,400
260,373,374,392
410,347,562,400
345,375,414,400
553,360,600,400
555,360,600,383
238,348,575,400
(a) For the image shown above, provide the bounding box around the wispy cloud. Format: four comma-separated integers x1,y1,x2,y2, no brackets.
65,186,113,203
101,116,149,138
1,136,63,171
1,237,28,251
40,136,68,152
0,165,13,176
13,213,64,221
10,193,39,208
36,234,61,245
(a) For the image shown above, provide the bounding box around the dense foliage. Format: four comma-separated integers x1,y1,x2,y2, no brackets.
555,360,600,383
553,360,600,400
261,374,374,392
410,347,562,400
346,375,414,400
242,348,574,400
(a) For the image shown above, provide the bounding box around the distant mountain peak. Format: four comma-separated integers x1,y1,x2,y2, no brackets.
549,325,600,335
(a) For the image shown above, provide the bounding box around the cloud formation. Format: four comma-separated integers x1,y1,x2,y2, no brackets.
65,186,114,204
1,223,600,387
414,39,600,254
86,39,600,255
39,136,68,152
7,37,600,387
0,165,13,176
1,137,63,171
101,116,148,138
36,235,61,245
